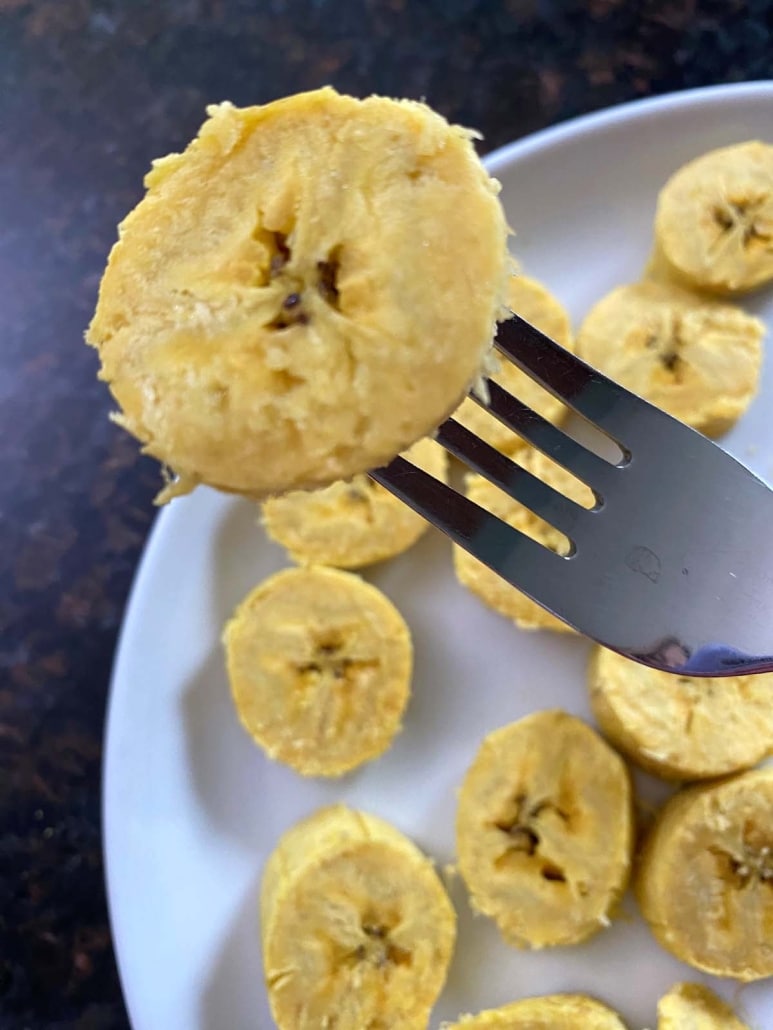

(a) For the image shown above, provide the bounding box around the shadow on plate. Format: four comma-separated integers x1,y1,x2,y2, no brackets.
180,645,267,850
207,492,287,629
199,865,270,1030
179,491,290,847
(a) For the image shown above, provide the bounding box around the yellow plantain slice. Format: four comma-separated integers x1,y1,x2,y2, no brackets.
637,768,773,981
644,237,713,294
223,566,411,776
454,273,573,454
86,87,510,500
456,710,633,949
655,141,773,294
443,993,628,1028
576,280,764,437
453,448,593,633
261,437,447,568
657,982,750,1029
261,804,456,1030
588,646,773,780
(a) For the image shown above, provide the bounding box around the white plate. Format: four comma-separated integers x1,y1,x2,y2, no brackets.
104,82,773,1030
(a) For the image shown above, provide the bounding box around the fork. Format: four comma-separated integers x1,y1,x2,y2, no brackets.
370,314,773,678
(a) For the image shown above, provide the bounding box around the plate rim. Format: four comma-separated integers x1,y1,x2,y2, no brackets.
484,78,773,175
102,78,773,1028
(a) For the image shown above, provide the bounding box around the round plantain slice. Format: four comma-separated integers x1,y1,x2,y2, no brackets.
453,448,593,633
575,280,764,437
261,437,447,568
456,710,633,949
454,273,574,454
86,87,510,501
588,646,773,781
655,141,773,295
261,804,456,1030
223,566,411,777
637,768,773,981
443,993,628,1028
657,982,749,1030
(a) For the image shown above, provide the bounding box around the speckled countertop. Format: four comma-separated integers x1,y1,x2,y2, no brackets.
0,1,770,1026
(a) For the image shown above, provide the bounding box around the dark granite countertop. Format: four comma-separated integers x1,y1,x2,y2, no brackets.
0,1,770,1026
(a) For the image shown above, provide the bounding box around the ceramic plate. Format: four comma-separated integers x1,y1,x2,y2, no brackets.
104,82,773,1029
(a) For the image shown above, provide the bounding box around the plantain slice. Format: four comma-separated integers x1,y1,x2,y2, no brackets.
454,273,573,454
588,645,773,780
644,237,712,294
575,280,764,437
261,437,447,568
453,448,593,633
456,710,633,949
443,993,628,1028
261,804,456,1030
637,768,773,981
86,87,510,500
223,566,411,777
657,982,750,1029
655,141,773,294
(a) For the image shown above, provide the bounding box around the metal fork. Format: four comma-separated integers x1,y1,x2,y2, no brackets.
371,315,773,678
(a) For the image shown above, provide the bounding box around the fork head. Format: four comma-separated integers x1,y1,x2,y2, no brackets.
371,315,773,678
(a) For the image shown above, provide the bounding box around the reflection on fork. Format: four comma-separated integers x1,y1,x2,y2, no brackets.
372,315,773,678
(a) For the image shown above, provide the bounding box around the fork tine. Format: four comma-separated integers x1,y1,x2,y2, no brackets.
436,419,587,541
473,379,617,495
496,313,651,446
370,456,569,620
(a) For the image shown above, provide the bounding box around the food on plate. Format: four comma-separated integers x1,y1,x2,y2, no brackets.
575,281,764,437
587,646,773,780
86,88,510,502
657,981,749,1029
261,437,447,568
454,273,573,453
636,768,773,981
453,448,592,632
456,710,633,948
643,238,697,291
261,804,456,1030
442,993,628,1028
654,141,773,295
223,566,411,776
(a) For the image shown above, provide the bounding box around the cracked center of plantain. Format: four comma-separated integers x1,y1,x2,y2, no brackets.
255,227,342,329
712,827,773,890
712,195,773,251
339,915,412,972
493,793,569,882
642,313,687,380
296,630,379,689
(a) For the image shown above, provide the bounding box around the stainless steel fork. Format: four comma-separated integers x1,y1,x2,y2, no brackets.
371,314,773,678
